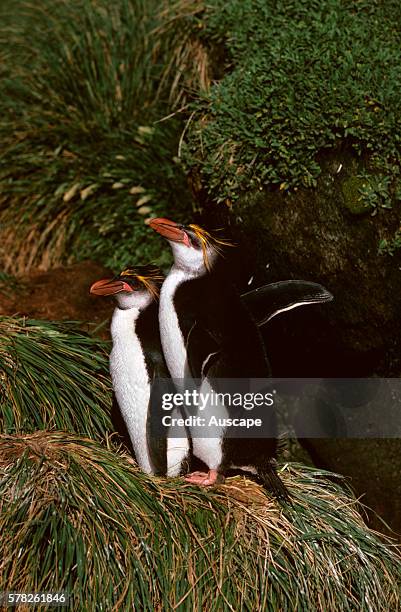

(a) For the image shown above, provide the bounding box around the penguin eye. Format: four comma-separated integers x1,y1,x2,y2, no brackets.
189,234,201,248
119,276,138,290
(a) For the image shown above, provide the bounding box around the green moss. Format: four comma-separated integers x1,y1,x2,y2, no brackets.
183,0,401,204
341,176,372,215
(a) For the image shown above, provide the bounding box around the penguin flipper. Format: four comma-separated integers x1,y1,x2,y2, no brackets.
241,280,333,327
146,365,170,476
186,322,220,380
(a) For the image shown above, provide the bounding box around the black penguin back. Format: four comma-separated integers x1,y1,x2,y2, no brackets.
173,255,289,499
174,257,271,378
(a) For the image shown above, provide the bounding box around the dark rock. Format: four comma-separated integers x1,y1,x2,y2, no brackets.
194,149,401,540
300,439,401,540
196,149,401,376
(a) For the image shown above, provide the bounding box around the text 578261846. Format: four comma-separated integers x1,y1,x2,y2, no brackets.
0,592,69,607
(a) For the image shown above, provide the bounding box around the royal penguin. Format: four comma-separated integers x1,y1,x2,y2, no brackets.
149,219,333,497
90,265,191,477
148,219,290,497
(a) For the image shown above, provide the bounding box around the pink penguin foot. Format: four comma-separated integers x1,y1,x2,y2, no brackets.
184,469,224,486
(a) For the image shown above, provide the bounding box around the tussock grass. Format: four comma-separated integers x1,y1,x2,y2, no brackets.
1,431,400,610
155,0,211,108
0,0,191,274
0,317,112,438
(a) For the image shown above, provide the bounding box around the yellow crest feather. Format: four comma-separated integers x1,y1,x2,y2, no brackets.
188,224,234,271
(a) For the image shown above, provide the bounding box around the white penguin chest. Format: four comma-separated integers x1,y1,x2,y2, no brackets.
159,269,188,382
110,308,153,474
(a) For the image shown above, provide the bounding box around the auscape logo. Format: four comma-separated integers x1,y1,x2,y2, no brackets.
207,415,263,428
161,414,263,429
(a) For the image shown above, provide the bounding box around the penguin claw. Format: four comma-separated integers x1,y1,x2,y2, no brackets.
184,469,223,486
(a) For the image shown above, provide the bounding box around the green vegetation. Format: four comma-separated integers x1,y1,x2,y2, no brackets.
0,317,112,437
1,6,401,607
0,273,25,293
183,0,401,204
0,0,191,274
341,176,372,215
2,0,401,269
1,432,400,610
379,229,401,256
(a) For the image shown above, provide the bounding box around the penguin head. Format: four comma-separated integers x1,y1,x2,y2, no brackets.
90,265,163,310
149,218,230,273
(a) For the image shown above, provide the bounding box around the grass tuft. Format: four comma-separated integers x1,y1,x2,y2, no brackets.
0,0,192,274
1,431,400,610
0,317,112,438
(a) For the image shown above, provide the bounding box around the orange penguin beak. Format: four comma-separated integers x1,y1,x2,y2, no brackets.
89,278,134,296
149,218,191,247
